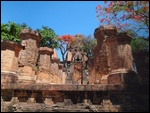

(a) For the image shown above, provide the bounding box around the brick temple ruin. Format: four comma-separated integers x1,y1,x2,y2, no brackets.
1,25,149,112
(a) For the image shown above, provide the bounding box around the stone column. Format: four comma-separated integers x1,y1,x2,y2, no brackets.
17,29,41,83
58,64,64,84
1,40,22,72
89,25,115,84
36,47,54,83
1,41,22,83
51,57,61,84
106,32,138,84
62,69,66,84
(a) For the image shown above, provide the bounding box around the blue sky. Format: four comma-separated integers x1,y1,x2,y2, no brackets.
1,1,104,61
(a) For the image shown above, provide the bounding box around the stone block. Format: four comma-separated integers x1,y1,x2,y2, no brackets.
44,98,54,105
85,85,91,91
64,99,73,105
83,99,91,104
77,85,85,91
27,98,36,103
91,85,99,91
1,96,3,102
1,102,13,112
11,97,19,103
1,71,18,83
109,105,121,112
102,99,112,106
108,69,138,84
101,75,109,84
108,73,122,84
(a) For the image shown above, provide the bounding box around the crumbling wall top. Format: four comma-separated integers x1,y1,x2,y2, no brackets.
19,29,42,42
39,47,54,55
52,57,60,63
117,32,132,43
1,40,22,51
94,24,117,38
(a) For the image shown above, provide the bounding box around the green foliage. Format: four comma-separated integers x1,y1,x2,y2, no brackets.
1,21,28,43
130,37,149,52
1,21,59,49
80,35,97,57
36,26,59,49
73,34,97,57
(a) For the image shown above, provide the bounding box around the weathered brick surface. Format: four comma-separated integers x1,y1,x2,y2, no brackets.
17,66,36,83
1,72,18,83
106,35,133,71
1,27,149,112
36,47,62,84
1,41,22,72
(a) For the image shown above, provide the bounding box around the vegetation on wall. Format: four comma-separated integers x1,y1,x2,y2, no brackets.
1,21,29,43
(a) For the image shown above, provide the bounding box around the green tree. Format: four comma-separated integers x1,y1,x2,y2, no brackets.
71,34,97,58
70,34,97,69
57,34,75,67
36,26,59,49
96,1,149,51
131,37,149,52
1,21,29,43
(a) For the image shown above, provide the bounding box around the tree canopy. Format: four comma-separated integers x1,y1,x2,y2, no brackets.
1,21,59,49
96,1,149,51
36,26,59,49
72,34,97,58
57,34,75,65
1,21,29,43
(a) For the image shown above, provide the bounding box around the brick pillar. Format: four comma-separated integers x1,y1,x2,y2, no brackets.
1,40,22,72
51,58,60,70
89,25,115,84
51,57,61,84
36,47,54,83
62,70,66,84
106,33,138,84
58,64,64,84
17,29,41,83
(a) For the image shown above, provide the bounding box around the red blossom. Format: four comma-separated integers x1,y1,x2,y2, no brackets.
108,2,113,7
97,4,102,10
100,18,105,23
58,34,75,44
100,11,103,14
106,8,111,13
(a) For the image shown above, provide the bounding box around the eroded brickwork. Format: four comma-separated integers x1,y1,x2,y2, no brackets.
1,27,149,112
1,41,22,72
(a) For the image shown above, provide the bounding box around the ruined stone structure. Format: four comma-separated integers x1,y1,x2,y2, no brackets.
1,26,149,112
65,34,88,84
89,25,138,85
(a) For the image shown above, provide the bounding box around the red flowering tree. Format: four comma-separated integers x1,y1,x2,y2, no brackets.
57,34,75,67
96,1,149,36
96,1,149,51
